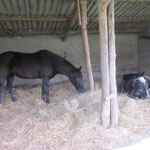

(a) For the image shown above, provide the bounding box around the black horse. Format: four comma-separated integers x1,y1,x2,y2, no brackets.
0,50,86,104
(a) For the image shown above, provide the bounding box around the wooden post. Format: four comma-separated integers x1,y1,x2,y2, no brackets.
98,0,110,128
108,0,118,127
80,0,94,91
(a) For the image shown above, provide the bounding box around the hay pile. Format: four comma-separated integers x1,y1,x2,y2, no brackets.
1,79,150,150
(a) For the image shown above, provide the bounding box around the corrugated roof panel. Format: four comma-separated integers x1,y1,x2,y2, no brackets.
0,0,150,35
115,2,150,17
87,1,98,17
87,22,96,30
136,3,150,16
91,23,98,30
72,21,80,30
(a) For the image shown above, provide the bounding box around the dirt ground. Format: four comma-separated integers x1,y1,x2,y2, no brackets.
1,78,150,150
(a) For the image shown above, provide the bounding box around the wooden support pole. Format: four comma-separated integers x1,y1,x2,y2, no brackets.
80,0,95,91
108,0,118,127
98,0,110,128
101,0,112,11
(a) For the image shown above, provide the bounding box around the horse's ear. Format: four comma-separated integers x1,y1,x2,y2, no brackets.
139,71,144,75
79,66,82,70
141,71,145,76
137,71,144,77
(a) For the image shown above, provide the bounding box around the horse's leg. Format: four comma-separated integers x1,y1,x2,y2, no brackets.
41,84,46,101
0,86,2,104
0,78,6,104
6,74,17,102
42,77,50,104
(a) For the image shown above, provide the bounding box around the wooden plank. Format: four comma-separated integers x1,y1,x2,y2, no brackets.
115,28,146,33
116,0,150,2
98,0,110,128
88,0,150,2
88,16,150,22
1,16,150,23
80,0,95,91
115,17,150,22
0,28,145,37
0,16,70,22
108,0,118,127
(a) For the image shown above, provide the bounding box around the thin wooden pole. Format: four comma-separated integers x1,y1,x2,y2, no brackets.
77,0,82,25
108,0,118,127
98,0,110,128
80,0,95,91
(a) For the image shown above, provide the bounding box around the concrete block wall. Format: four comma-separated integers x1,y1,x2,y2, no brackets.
138,38,150,76
0,34,138,85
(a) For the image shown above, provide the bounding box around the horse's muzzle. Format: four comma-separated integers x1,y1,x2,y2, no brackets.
80,88,86,93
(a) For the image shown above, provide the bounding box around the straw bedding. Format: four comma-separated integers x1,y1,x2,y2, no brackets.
1,78,150,150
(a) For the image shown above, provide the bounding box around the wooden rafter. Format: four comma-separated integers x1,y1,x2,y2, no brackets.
115,17,150,22
0,29,146,36
88,16,150,22
1,16,150,23
0,16,70,22
88,0,150,2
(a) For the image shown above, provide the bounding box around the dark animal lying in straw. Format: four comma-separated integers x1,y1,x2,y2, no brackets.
120,72,150,99
0,50,86,104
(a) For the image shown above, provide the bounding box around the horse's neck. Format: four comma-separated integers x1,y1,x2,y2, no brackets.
56,60,74,78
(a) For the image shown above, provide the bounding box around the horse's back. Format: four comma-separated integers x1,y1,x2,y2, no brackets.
0,50,74,79
0,51,15,63
8,50,55,78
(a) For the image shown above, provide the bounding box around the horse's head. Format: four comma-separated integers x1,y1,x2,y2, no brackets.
69,66,86,93
129,74,150,99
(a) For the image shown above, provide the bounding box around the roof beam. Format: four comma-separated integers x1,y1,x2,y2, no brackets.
0,16,70,22
115,17,150,22
88,0,150,2
1,16,150,23
116,0,150,1
88,16,150,22
0,29,146,37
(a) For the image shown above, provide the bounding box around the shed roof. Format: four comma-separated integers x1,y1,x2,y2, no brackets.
0,0,150,37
